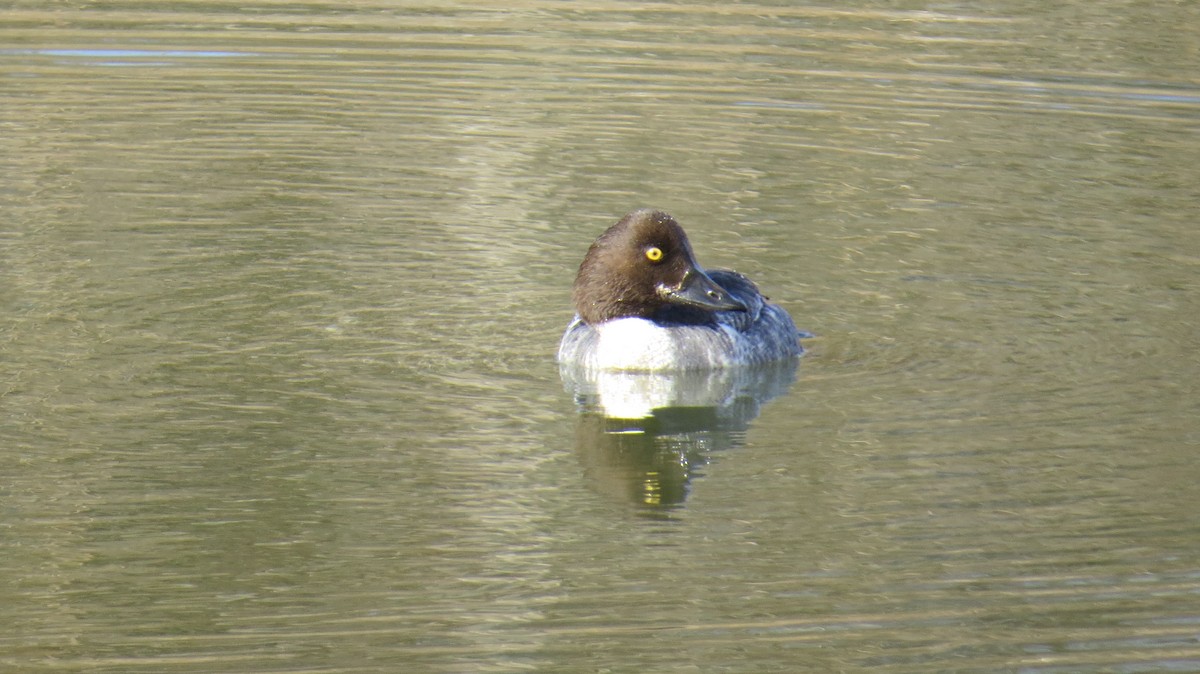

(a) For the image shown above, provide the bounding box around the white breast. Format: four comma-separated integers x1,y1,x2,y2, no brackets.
592,318,687,371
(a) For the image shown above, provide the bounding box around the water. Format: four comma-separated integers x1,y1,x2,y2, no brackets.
3,2,1199,672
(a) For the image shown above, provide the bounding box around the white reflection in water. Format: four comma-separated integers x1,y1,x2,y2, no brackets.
560,360,799,510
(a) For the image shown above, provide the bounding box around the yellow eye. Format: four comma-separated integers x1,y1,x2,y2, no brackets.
645,246,663,263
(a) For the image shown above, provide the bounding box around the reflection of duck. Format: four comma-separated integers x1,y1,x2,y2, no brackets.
562,361,799,512
558,209,806,371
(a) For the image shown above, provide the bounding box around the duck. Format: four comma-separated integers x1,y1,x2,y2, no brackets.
557,208,805,371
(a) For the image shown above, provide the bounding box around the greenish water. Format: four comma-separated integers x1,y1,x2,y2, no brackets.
2,2,1199,672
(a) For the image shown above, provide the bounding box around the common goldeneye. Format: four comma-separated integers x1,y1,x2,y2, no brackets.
557,209,805,371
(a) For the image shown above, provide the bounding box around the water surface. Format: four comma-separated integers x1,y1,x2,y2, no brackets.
3,2,1199,672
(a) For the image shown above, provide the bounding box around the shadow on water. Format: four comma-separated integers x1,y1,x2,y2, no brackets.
559,359,799,515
